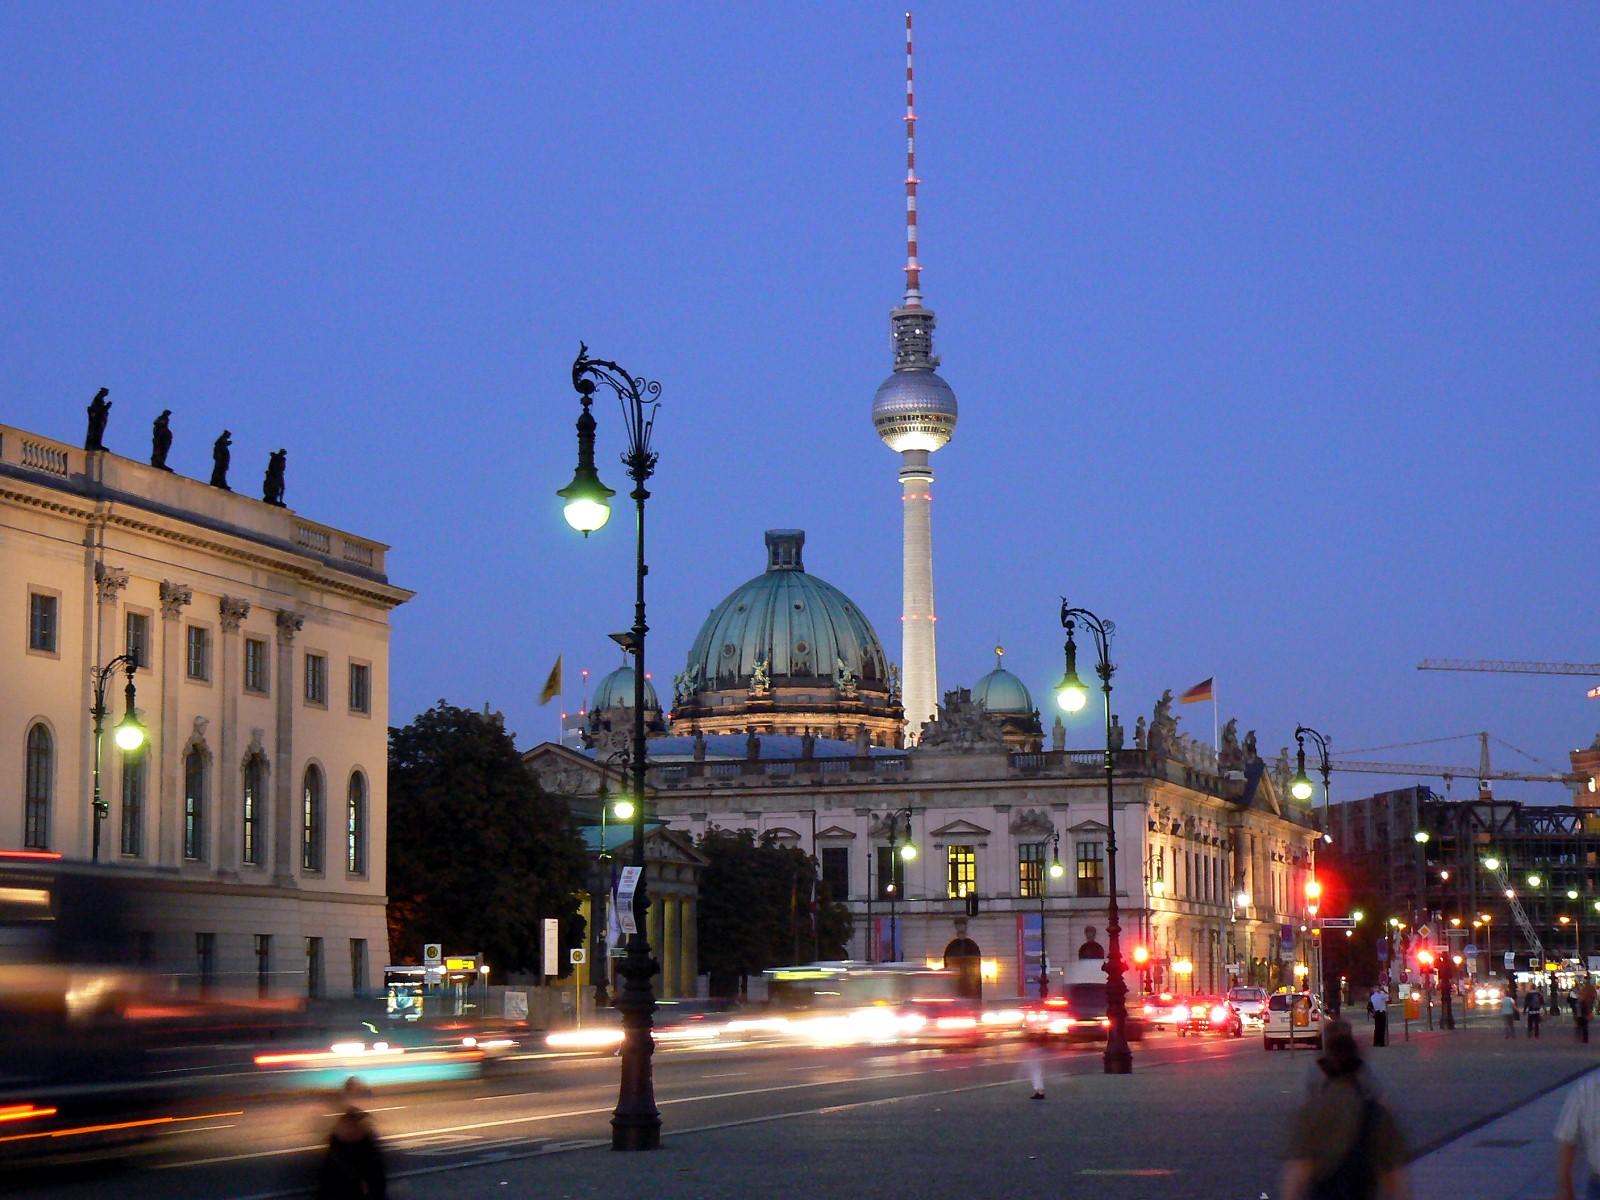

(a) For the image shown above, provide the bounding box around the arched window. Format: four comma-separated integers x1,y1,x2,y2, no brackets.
184,748,206,861
24,724,52,850
302,765,324,872
242,755,264,865
120,756,145,857
347,771,367,875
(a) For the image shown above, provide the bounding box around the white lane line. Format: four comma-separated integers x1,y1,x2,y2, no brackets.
702,1071,747,1079
157,1123,238,1136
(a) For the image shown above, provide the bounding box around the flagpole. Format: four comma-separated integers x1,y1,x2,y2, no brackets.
1212,682,1219,767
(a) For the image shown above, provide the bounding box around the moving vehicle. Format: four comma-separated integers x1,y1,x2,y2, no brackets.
1176,995,1243,1038
1263,990,1324,1050
1226,985,1269,1030
1140,992,1183,1029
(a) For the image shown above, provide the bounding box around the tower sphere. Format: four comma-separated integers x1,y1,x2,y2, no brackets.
871,369,959,453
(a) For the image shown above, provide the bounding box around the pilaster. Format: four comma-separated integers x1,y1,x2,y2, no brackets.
216,596,250,875
272,610,304,886
157,580,193,867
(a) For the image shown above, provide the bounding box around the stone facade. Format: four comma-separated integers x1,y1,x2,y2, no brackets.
0,421,411,994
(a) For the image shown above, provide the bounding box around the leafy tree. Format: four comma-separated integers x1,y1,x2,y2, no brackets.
387,702,588,977
696,827,852,997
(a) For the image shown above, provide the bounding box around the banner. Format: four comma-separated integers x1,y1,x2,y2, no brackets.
1016,912,1045,997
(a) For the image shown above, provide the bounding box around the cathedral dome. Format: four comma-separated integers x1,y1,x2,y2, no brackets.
592,664,660,713
973,664,1033,715
872,369,958,453
671,530,904,748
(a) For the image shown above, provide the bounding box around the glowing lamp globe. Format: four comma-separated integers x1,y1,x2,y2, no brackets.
1289,774,1314,802
899,842,918,862
557,467,615,535
1054,673,1088,714
611,798,636,821
114,713,146,752
1048,859,1065,880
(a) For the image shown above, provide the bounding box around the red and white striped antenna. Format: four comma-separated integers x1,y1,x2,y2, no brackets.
902,11,922,308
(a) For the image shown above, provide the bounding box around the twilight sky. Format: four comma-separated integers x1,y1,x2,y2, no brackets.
5,4,1597,800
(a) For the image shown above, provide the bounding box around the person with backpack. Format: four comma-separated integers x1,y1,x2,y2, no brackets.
1281,1024,1409,1200
1501,988,1519,1038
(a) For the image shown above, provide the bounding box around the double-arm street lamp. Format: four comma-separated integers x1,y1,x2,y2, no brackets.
91,654,148,863
1054,600,1132,1074
558,343,663,1152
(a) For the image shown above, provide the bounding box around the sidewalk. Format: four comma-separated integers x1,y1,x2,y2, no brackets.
1411,1064,1597,1200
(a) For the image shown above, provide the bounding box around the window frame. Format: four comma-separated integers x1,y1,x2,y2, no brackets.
183,747,206,861
185,623,212,683
242,755,264,866
27,588,61,657
302,764,325,873
348,660,371,716
1076,840,1106,898
346,771,367,876
243,637,270,695
875,844,905,900
947,844,977,899
306,936,324,999
820,846,849,901
1018,841,1045,899
124,608,152,670
304,651,328,707
24,722,53,850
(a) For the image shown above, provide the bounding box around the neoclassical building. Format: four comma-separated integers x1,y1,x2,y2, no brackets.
0,416,410,995
531,526,1319,998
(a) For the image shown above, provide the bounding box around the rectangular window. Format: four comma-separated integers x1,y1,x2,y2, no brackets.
244,638,269,693
821,847,849,900
350,938,368,997
183,750,205,861
304,653,327,705
242,758,263,865
346,774,367,875
28,591,58,653
1019,842,1045,898
255,934,271,997
125,611,150,669
120,757,145,857
306,936,324,998
947,845,976,899
1077,841,1105,897
875,845,905,900
186,625,210,681
197,932,216,993
349,662,370,714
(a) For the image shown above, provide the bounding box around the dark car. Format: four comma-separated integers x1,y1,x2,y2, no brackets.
1176,994,1243,1038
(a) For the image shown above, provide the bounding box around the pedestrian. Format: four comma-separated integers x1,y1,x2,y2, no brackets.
1582,975,1596,1019
1023,1039,1046,1100
317,1076,386,1199
1575,988,1590,1045
1367,983,1389,1048
1501,988,1519,1038
1281,1023,1409,1200
1555,1071,1600,1200
1527,986,1545,1038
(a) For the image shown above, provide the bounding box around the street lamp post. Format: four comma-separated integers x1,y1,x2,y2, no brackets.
1054,600,1132,1074
592,753,634,1009
883,808,917,963
90,654,147,863
1039,830,1064,997
1289,726,1332,1005
560,344,664,1152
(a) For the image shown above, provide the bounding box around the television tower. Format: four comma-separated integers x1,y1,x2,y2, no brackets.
871,12,958,742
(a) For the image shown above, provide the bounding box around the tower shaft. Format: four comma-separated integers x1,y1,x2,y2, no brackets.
900,449,937,736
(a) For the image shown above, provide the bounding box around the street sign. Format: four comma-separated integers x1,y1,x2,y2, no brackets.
444,956,478,972
569,947,587,966
1464,943,1478,957
1322,917,1356,929
423,943,442,967
1504,951,1516,969
1377,941,1390,961
617,866,643,936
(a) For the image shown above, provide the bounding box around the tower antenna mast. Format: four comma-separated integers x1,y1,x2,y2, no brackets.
903,11,921,308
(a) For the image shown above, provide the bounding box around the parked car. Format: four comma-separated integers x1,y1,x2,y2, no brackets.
1176,995,1243,1038
1263,990,1324,1050
1226,985,1269,1030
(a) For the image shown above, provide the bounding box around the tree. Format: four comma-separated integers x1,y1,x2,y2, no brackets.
387,702,588,977
695,827,852,997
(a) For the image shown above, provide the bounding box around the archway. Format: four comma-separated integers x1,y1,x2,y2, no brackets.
943,935,982,1001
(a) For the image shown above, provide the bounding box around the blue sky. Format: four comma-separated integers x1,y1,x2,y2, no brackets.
4,4,1597,798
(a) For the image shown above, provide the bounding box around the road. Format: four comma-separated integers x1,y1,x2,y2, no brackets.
7,1022,1596,1199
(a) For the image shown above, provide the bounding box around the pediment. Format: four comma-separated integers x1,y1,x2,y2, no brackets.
1009,807,1056,838
816,825,856,840
646,826,710,867
1067,819,1109,835
930,818,992,839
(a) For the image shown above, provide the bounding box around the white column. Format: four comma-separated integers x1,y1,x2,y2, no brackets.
899,449,938,738
272,610,303,886
217,597,250,875
157,581,192,867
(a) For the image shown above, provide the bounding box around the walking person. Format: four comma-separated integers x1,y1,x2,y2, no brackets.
1281,1023,1409,1200
317,1076,386,1199
1501,988,1519,1038
1555,1070,1600,1200
1527,986,1545,1038
1367,983,1389,1048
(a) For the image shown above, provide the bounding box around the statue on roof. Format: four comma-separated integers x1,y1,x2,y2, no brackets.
1244,728,1259,762
692,728,706,762
85,387,111,451
1051,715,1066,752
263,449,287,507
751,657,771,696
1109,714,1125,753
150,409,173,470
210,430,232,490
1219,719,1242,771
1135,715,1147,751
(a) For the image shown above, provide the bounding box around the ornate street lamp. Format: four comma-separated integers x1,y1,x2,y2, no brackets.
1055,600,1132,1074
1037,828,1064,998
883,808,917,962
91,654,146,862
592,751,633,1008
1289,725,1333,845
560,343,664,1152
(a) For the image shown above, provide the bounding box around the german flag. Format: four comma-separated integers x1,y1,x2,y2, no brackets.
1178,677,1214,705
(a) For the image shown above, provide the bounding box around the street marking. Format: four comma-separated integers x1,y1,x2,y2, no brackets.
1079,1168,1177,1176
157,1123,238,1136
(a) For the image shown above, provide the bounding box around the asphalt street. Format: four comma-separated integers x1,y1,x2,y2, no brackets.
7,1018,1596,1199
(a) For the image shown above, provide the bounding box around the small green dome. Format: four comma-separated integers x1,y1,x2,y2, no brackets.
973,652,1034,715
593,664,660,712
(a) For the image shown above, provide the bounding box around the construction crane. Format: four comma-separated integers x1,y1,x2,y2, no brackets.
1329,732,1583,794
1418,659,1600,700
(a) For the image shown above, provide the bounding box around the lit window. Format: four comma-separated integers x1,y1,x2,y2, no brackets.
346,772,367,874
1018,842,1045,898
947,845,976,899
1077,841,1105,897
243,755,264,865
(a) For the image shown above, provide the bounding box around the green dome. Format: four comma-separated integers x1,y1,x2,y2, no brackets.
593,664,660,712
973,657,1034,715
681,530,889,690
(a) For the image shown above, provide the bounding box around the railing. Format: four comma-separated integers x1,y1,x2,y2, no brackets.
341,539,376,567
20,438,70,477
294,524,332,554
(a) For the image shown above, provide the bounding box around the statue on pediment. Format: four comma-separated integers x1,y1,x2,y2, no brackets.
1052,715,1066,752
1135,715,1146,750
1109,714,1125,752
1244,728,1259,762
916,688,1009,754
1219,719,1243,771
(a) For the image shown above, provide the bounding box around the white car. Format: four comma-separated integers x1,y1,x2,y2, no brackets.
1263,991,1324,1050
1227,985,1269,1030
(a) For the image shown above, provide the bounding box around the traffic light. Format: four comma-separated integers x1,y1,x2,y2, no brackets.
1131,945,1150,965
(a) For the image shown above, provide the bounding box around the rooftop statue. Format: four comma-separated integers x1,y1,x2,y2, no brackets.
263,448,287,507
151,409,173,471
209,430,232,490
85,387,111,451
